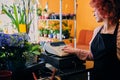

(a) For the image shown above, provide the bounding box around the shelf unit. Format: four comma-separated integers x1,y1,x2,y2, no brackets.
38,0,77,47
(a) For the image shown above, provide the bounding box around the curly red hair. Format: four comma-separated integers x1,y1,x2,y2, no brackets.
90,0,120,24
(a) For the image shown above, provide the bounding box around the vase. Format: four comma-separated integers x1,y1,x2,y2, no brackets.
0,70,12,80
25,54,38,66
19,24,26,33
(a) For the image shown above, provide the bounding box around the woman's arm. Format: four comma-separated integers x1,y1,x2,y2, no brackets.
74,48,93,60
62,45,93,60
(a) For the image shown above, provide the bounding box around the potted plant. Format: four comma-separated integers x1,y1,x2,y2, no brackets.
2,1,32,33
37,8,42,16
43,29,49,37
0,33,29,72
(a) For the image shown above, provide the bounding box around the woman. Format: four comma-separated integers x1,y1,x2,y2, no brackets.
62,0,120,80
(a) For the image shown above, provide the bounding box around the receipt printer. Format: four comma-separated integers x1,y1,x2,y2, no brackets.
43,41,69,57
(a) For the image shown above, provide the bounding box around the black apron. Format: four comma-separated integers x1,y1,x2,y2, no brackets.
91,24,120,80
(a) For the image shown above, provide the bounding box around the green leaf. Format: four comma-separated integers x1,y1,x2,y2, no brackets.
19,6,25,23
0,53,5,58
19,11,25,24
13,4,19,31
31,45,40,51
32,51,41,55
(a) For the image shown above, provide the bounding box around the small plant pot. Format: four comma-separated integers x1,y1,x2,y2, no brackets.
48,33,53,38
0,70,12,80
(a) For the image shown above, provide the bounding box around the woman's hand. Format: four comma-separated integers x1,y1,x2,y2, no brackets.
62,45,76,54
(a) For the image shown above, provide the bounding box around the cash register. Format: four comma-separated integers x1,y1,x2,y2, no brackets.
42,41,85,70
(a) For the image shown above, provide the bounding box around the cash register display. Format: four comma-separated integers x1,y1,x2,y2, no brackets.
43,41,69,57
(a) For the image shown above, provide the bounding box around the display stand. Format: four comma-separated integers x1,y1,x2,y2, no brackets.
38,0,77,47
